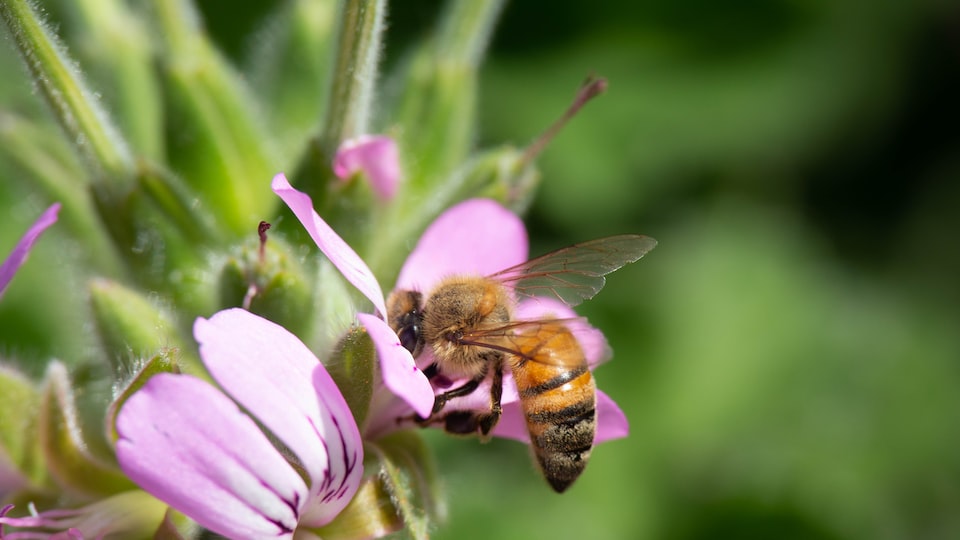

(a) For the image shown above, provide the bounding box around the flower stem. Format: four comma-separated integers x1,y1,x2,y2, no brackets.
320,0,387,156
0,0,133,181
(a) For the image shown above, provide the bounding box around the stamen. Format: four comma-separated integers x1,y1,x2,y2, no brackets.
521,75,608,165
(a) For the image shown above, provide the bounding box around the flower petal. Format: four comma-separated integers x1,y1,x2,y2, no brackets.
0,203,59,297
515,298,611,366
394,199,528,292
115,374,305,540
272,174,387,317
491,390,627,445
332,135,401,200
357,313,434,419
594,390,629,443
194,309,362,526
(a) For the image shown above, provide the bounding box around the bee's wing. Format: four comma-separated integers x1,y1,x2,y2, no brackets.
489,234,657,306
457,319,592,367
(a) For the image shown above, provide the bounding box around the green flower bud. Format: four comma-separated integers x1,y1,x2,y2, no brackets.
88,278,193,375
217,233,313,337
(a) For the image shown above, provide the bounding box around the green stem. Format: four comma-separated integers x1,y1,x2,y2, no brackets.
0,0,133,181
320,0,387,156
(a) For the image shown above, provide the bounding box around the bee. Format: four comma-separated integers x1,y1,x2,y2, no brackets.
387,234,656,492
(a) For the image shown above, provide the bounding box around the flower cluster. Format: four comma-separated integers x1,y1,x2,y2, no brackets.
0,1,645,538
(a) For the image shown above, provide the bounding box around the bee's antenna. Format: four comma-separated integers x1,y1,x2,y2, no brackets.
521,75,608,165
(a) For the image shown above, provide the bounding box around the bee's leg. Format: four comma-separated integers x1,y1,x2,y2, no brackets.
477,362,503,441
430,374,483,415
395,372,485,427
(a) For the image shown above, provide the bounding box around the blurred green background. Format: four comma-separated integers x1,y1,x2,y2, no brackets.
397,1,960,539
2,0,959,538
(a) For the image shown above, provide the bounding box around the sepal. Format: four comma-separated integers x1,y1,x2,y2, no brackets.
0,365,45,494
88,278,194,374
38,362,135,498
149,0,278,236
326,327,376,430
105,350,181,445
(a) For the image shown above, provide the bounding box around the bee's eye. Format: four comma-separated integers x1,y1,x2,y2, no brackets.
395,309,423,355
398,324,420,354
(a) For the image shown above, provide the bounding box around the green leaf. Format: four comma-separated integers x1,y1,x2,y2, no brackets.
38,361,135,497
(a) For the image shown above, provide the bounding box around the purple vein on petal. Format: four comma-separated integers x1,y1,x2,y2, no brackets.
115,374,305,539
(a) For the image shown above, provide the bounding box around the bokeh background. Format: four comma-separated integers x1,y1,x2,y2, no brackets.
2,0,959,538
400,1,960,539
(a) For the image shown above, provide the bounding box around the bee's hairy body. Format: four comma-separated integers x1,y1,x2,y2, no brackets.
388,276,597,492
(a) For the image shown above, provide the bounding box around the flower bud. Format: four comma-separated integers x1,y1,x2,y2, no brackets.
88,278,193,375
217,236,314,337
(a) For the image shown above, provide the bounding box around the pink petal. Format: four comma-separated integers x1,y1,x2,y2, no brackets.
489,400,529,442
272,174,387,317
491,390,627,445
357,313,434,419
0,203,59,297
115,374,305,540
194,309,362,526
594,390,629,442
515,298,611,366
394,199,528,292
332,135,401,200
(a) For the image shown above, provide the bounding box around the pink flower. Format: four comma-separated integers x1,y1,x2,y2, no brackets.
272,174,436,422
115,308,363,539
0,203,60,298
332,135,401,200
271,174,629,444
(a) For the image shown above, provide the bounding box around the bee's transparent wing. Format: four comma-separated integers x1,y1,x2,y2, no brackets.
489,234,657,306
457,319,588,367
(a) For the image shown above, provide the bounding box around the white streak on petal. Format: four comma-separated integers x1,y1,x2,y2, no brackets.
116,374,304,540
195,309,362,525
272,173,387,317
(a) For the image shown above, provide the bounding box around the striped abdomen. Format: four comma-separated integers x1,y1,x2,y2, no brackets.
510,324,596,493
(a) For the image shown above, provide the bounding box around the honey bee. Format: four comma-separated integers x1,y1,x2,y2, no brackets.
387,234,656,492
